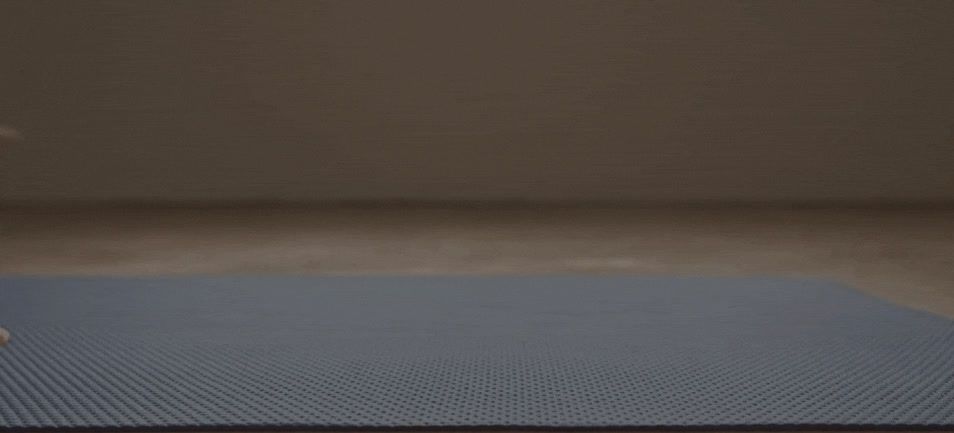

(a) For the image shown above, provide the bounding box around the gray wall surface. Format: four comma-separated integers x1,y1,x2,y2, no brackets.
1,0,953,203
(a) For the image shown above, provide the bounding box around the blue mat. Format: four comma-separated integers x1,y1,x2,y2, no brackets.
1,276,953,431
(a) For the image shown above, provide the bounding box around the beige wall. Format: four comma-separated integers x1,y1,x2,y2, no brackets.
2,0,953,203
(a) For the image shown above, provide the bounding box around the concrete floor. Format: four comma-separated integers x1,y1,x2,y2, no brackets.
2,206,954,318
2,206,954,433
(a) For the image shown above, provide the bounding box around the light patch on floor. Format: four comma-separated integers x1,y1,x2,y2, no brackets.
1,206,953,318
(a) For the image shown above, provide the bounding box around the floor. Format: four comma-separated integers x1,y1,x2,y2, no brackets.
2,206,954,319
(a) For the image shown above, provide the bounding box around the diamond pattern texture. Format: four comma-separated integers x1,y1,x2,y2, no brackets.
1,276,953,431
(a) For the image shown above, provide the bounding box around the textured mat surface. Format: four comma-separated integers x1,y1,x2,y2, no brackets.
1,276,953,432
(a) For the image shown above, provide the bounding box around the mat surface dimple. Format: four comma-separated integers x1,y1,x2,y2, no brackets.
1,276,953,431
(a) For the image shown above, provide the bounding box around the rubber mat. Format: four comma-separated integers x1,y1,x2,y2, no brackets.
1,276,953,432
